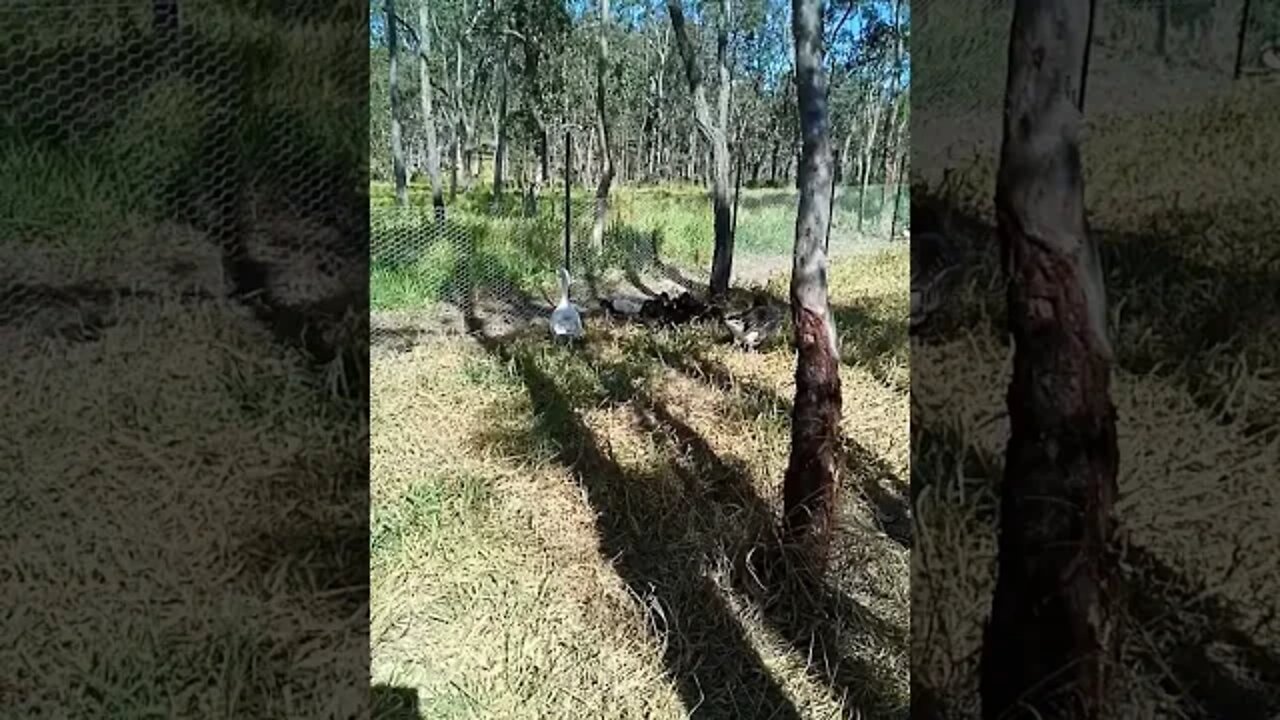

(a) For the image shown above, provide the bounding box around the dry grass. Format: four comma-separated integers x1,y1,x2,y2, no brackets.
0,237,367,715
369,249,910,719
911,75,1280,718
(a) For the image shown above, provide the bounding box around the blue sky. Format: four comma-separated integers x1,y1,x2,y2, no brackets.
370,0,910,89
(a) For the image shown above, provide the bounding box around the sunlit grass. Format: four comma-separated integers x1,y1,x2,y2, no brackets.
370,248,911,719
369,181,907,311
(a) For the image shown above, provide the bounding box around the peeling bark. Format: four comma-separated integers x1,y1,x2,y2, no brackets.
667,0,734,296
386,0,408,207
591,0,616,254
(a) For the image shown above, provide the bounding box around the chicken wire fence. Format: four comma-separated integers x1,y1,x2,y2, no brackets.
2,0,367,371
368,181,906,346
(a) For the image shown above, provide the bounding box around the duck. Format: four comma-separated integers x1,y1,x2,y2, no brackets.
638,291,673,324
910,230,962,334
549,267,584,344
599,294,645,319
721,295,786,351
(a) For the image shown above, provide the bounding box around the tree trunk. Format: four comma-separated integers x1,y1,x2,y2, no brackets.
591,0,616,254
1157,0,1170,58
492,36,511,208
386,0,408,207
840,128,854,182
878,95,899,214
419,3,445,220
783,0,842,572
979,1,1120,718
770,137,781,183
857,94,882,232
449,136,459,198
731,142,743,243
889,148,905,240
686,128,695,180
882,104,907,224
583,132,596,188
1234,0,1253,79
667,0,734,296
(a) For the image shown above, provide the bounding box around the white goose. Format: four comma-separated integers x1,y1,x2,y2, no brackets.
549,267,584,344
1263,41,1280,72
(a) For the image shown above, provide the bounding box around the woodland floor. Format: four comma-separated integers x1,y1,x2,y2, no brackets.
369,248,911,719
0,222,367,715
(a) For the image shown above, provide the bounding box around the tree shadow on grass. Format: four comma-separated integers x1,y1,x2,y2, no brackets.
611,332,909,713
920,196,1280,428
830,301,909,393
639,396,909,719
471,336,806,719
628,337,911,551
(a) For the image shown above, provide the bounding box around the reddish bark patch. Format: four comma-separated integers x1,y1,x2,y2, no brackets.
781,305,843,572
980,222,1120,720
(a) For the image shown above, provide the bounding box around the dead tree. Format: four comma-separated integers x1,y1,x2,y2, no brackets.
782,0,842,572
419,1,445,220
387,0,408,206
590,0,616,254
667,0,735,297
979,1,1120,718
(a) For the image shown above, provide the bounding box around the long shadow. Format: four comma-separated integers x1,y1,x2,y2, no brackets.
629,337,911,550
624,265,664,299
637,397,908,719
653,258,705,293
471,335,805,719
830,300,910,393
1121,544,1280,719
919,196,1280,427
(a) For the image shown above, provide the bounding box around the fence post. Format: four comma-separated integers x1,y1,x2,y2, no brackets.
1235,0,1254,80
564,129,572,273
1080,0,1096,111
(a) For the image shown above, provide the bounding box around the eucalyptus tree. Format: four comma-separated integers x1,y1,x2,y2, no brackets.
979,1,1120,717
666,0,737,296
783,0,842,570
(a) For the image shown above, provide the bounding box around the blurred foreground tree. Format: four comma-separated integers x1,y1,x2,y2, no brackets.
979,1,1120,717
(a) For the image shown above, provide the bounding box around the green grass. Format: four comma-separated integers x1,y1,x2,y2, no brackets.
3,7,368,716
370,248,911,719
369,181,906,312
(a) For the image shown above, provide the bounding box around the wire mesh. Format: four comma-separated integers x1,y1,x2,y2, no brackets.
2,0,368,368
368,177,906,347
1,0,368,715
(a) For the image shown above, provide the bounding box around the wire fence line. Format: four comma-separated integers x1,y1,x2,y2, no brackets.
2,2,370,715
3,0,367,370
368,181,907,344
